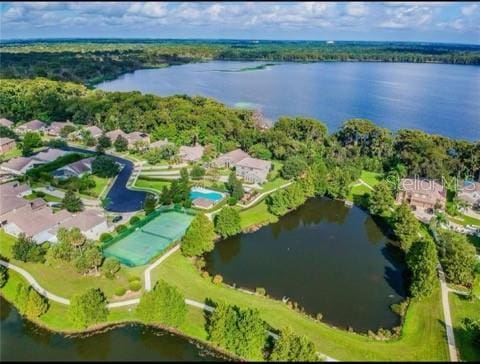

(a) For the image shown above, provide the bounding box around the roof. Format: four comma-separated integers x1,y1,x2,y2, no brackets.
218,148,250,164
85,125,103,137
58,209,106,231
460,181,480,194
30,198,47,210
17,119,46,131
32,148,68,163
192,197,214,208
4,206,72,237
126,131,149,144
0,137,15,146
106,129,127,141
0,181,30,196
48,121,75,134
398,178,446,203
179,144,204,161
0,118,14,128
0,156,35,172
236,157,271,170
150,138,172,149
58,157,94,175
0,196,29,216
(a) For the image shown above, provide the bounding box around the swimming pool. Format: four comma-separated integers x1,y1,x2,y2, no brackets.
190,187,224,202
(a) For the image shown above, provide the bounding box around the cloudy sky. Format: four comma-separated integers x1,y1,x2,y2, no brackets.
1,2,479,44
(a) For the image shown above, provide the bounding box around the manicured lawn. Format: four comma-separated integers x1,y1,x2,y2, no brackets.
134,178,171,193
360,170,382,188
80,175,111,198
448,214,480,227
151,251,448,361
238,200,278,230
24,191,62,203
449,292,480,361
0,230,144,299
0,147,22,161
259,175,288,193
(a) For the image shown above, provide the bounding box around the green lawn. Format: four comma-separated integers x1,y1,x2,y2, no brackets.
449,292,480,361
448,214,480,227
151,251,448,361
238,200,278,230
0,230,144,299
25,191,62,203
79,175,111,198
0,147,22,161
346,170,382,204
133,178,171,193
360,170,382,188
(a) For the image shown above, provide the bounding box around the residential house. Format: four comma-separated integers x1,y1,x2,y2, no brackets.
149,138,172,149
105,129,127,142
52,157,94,180
0,182,32,223
84,125,103,139
396,178,447,212
15,120,47,134
0,137,16,153
212,148,272,184
235,157,272,184
31,148,70,163
47,121,75,137
179,144,204,163
0,118,14,128
125,132,150,150
212,148,250,168
57,209,109,240
0,156,37,175
458,180,480,209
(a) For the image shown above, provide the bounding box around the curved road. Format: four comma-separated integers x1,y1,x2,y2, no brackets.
64,146,147,212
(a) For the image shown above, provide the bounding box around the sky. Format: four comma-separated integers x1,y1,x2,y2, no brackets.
1,2,479,44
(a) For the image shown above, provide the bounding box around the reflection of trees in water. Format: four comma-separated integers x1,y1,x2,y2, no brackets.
138,326,189,360
73,327,113,360
364,216,384,245
216,235,242,263
381,245,407,298
21,315,53,347
0,297,11,321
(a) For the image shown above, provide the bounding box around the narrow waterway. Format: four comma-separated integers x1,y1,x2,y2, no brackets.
0,298,221,361
205,197,407,332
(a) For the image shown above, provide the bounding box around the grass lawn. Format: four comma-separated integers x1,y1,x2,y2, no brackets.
134,178,171,193
448,214,480,227
0,147,22,161
25,191,62,203
79,175,111,198
151,251,448,361
449,292,480,361
238,200,278,230
0,230,144,299
360,170,382,188
259,176,288,193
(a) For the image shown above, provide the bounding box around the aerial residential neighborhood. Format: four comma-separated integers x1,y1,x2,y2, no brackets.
0,2,479,363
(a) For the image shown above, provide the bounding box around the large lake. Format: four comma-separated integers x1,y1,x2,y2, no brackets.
205,198,407,332
97,61,480,141
0,298,220,362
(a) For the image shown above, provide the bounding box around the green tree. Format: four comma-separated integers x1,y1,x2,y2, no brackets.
281,156,308,179
270,326,318,362
101,258,121,279
114,135,128,152
393,203,420,252
14,282,31,314
21,132,43,156
143,193,157,214
91,155,120,178
368,182,395,216
215,207,241,238
181,213,215,257
62,190,84,212
159,186,172,205
12,233,45,263
190,165,206,179
24,288,48,319
407,239,438,298
60,124,76,138
68,288,108,328
57,227,87,253
137,280,187,327
74,245,103,275
249,143,272,160
97,134,112,150
0,264,8,287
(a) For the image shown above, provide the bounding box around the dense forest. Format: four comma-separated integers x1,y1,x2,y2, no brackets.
1,39,479,85
1,78,478,183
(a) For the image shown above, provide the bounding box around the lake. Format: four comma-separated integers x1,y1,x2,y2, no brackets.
97,61,480,141
205,198,407,332
0,298,221,362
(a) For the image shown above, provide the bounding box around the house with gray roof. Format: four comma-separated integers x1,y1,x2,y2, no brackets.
179,144,204,163
47,121,76,137
52,157,94,180
15,120,47,134
149,138,172,149
0,118,14,128
0,137,16,153
212,148,250,168
31,148,70,163
0,156,37,175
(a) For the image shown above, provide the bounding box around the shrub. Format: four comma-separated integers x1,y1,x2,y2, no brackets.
128,276,141,283
102,258,121,279
227,196,238,206
201,271,210,279
115,287,127,297
255,287,266,296
316,313,323,321
129,216,140,225
35,190,46,198
212,274,223,285
99,233,113,242
115,224,127,233
129,280,142,292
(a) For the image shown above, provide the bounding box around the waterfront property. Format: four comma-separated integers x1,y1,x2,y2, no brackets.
149,138,172,149
105,129,150,150
0,137,16,153
190,187,225,209
52,157,94,180
31,148,71,163
396,178,446,215
103,210,194,266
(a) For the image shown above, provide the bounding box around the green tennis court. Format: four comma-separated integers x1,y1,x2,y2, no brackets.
103,211,194,266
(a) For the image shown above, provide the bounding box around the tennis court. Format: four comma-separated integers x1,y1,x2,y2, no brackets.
103,211,194,266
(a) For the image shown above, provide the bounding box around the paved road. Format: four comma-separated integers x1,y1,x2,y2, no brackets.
438,267,459,362
1,258,336,361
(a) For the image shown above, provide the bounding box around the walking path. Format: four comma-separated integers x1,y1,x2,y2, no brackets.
438,266,459,362
0,257,336,361
237,181,293,209
351,179,374,191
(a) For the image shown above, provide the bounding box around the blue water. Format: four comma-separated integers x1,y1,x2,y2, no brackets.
190,190,223,202
97,61,480,141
